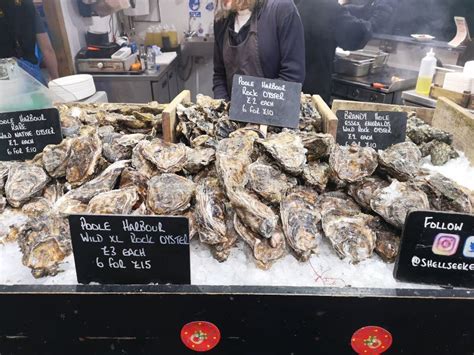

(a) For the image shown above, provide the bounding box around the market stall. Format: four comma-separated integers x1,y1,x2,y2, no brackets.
1,77,473,353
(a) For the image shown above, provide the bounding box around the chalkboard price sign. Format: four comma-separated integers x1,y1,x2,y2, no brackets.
336,110,407,150
0,108,62,161
394,211,474,288
69,214,191,285
229,75,302,128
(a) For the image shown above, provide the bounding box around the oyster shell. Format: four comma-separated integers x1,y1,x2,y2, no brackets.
184,147,216,174
142,139,188,173
247,159,296,204
147,174,196,215
298,132,334,161
234,215,286,270
60,115,82,137
22,197,52,218
302,162,330,192
257,131,306,174
119,167,148,202
347,176,390,211
215,136,254,191
321,210,376,263
66,135,102,187
280,187,321,261
318,191,361,218
87,187,139,215
103,133,146,163
415,172,472,213
41,139,73,178
425,141,459,166
132,140,158,178
378,142,421,181
195,177,227,245
406,116,452,145
370,180,430,229
18,215,72,278
227,188,278,239
42,182,64,205
210,205,239,262
5,163,50,208
329,143,378,183
367,216,400,263
0,162,12,193
0,196,6,213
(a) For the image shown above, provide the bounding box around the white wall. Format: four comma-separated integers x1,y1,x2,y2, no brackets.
133,0,215,43
60,0,120,68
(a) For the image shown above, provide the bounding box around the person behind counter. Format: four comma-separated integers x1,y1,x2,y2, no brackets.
296,0,395,103
0,0,59,85
213,0,306,101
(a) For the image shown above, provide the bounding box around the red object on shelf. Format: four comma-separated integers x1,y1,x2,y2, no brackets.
351,326,393,354
181,321,221,352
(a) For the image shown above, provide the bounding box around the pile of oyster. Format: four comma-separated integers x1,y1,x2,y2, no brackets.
0,96,472,279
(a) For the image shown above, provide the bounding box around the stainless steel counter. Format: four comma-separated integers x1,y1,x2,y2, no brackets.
402,90,437,108
91,59,182,104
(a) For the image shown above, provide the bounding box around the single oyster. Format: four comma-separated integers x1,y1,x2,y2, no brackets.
215,136,254,191
60,115,82,137
370,180,430,229
66,135,102,187
415,172,472,213
281,187,321,261
87,187,139,215
321,210,376,263
42,138,73,178
42,182,64,205
257,131,306,174
102,133,146,163
132,140,158,178
329,143,378,183
247,159,296,204
347,176,390,210
65,160,130,203
378,142,421,181
406,116,452,145
428,141,459,166
142,139,187,173
210,205,239,262
184,147,216,174
0,162,12,193
5,163,50,208
18,215,72,278
21,197,52,218
318,191,361,218
302,162,330,192
147,174,196,215
234,215,286,270
227,188,278,239
195,177,227,245
367,216,401,263
298,132,334,161
119,167,148,202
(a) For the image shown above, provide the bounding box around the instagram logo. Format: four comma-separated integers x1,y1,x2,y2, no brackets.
432,233,460,256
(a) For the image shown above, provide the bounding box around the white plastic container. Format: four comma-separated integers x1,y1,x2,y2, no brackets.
415,48,437,96
48,74,96,102
443,72,473,94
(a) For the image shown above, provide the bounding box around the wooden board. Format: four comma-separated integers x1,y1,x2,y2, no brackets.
432,97,474,164
313,95,338,138
162,90,191,143
331,100,435,125
430,86,471,108
43,0,75,77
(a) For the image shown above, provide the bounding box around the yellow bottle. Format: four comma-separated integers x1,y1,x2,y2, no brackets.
415,77,433,96
415,48,436,96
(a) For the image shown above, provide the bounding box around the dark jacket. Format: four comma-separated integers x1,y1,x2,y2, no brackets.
213,0,306,100
297,0,394,103
0,0,38,64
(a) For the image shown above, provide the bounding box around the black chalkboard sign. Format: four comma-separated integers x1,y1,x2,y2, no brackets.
69,214,191,285
394,211,474,288
0,108,62,161
336,110,407,150
229,75,302,128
